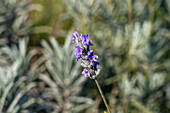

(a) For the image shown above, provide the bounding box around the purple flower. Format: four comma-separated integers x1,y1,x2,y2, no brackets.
72,31,101,79
72,31,79,43
88,50,98,63
94,62,101,70
75,46,83,61
82,68,90,77
82,34,93,46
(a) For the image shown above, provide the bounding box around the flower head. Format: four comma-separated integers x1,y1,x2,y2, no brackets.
72,31,101,79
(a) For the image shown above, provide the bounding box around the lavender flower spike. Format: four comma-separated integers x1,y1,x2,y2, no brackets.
71,31,100,79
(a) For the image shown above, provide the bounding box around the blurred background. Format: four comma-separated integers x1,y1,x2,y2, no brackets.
0,0,170,113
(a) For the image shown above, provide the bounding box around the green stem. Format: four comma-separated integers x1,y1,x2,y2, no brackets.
95,79,111,113
128,0,132,23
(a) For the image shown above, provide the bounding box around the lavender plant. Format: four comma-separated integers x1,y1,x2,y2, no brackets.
0,39,38,113
0,0,42,112
71,31,111,113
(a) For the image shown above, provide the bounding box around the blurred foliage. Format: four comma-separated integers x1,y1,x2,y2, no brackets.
0,0,41,46
0,0,170,113
0,0,42,113
0,39,38,113
30,0,73,46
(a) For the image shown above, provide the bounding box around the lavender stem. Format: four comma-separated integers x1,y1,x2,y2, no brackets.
95,79,111,113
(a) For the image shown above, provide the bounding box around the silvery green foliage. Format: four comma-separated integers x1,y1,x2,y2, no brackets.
0,0,41,67
119,72,168,113
62,0,161,29
0,0,31,45
105,21,169,113
62,0,169,74
0,39,37,113
40,34,94,113
0,0,41,113
106,22,168,113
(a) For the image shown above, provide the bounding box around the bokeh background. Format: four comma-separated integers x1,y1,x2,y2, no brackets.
0,0,170,113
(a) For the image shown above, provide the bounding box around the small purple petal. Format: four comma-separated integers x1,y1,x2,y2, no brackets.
72,31,79,43
94,62,101,70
